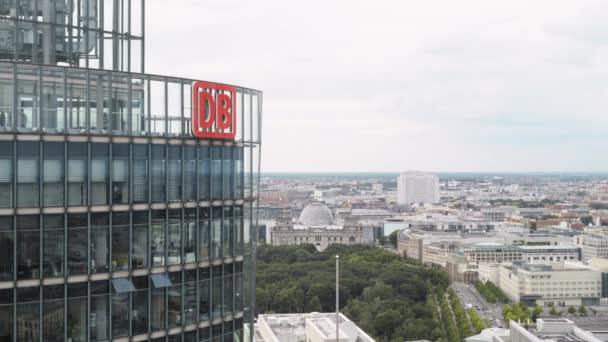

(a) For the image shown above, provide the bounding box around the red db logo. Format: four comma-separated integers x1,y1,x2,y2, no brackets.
192,81,237,139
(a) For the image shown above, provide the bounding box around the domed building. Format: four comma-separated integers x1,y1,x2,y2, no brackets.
270,201,367,251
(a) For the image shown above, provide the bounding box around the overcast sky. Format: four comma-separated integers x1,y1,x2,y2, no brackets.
147,0,608,173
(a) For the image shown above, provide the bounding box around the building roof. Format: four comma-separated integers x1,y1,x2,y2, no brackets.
299,202,334,226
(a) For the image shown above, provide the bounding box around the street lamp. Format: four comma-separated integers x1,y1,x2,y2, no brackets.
336,255,340,342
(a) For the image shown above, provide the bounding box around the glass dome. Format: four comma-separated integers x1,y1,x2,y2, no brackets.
298,201,334,226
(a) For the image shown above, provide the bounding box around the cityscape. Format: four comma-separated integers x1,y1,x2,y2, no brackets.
0,1,607,342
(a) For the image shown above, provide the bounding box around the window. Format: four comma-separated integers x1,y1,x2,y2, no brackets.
223,146,232,199
184,269,197,324
223,206,233,258
0,141,13,207
198,207,210,261
90,281,110,342
112,279,132,338
68,213,88,275
112,143,129,204
198,145,210,200
199,267,210,321
0,289,13,341
167,209,182,265
224,264,233,317
167,145,182,202
234,146,243,199
67,142,87,206
42,284,64,342
151,144,166,202
132,144,149,203
184,208,197,263
211,265,223,319
43,214,65,277
211,207,222,259
132,210,149,269
17,286,40,341
43,142,64,206
112,212,130,271
17,141,39,207
211,146,222,200
17,215,40,279
91,143,109,205
168,271,182,327
91,212,110,273
151,210,166,266
184,145,196,201
67,283,87,341
0,216,14,281
132,276,149,335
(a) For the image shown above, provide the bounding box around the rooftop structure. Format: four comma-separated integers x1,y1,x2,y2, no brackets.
254,313,375,342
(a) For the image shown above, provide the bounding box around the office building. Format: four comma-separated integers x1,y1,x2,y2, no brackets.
397,171,439,204
253,313,375,342
0,1,262,341
467,319,603,342
498,261,602,306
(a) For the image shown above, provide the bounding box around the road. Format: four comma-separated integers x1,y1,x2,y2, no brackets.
450,282,504,328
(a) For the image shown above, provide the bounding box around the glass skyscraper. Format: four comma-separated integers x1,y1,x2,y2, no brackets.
0,1,262,341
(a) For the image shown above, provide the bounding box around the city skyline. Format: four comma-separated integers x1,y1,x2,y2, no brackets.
147,0,608,172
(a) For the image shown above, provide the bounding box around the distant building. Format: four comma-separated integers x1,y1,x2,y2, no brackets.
574,234,608,259
372,183,384,193
467,319,603,342
460,243,580,264
498,261,603,306
397,171,440,205
446,254,478,284
252,313,375,342
270,202,368,251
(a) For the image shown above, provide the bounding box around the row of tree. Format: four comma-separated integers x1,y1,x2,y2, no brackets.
474,280,510,303
468,308,486,334
437,288,461,342
447,289,473,338
256,244,450,342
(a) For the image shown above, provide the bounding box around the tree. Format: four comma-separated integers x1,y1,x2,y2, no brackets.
578,305,587,315
567,306,576,315
580,216,593,226
549,307,559,316
373,309,402,339
388,230,399,248
532,305,543,320
306,296,322,312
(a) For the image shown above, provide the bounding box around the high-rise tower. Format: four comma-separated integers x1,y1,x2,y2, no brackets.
0,1,262,341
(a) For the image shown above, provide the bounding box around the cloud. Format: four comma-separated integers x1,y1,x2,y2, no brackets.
146,0,608,172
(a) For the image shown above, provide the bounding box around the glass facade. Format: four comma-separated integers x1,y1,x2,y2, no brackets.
0,1,262,341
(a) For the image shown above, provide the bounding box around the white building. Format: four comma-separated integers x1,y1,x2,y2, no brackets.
573,233,608,259
253,313,375,342
498,261,603,306
469,319,603,342
397,171,440,204
270,202,368,251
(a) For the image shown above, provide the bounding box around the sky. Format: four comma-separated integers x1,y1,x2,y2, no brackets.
146,0,608,173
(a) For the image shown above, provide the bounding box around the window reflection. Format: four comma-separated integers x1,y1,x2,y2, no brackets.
167,145,181,202
167,209,181,265
43,142,64,206
0,289,14,342
91,212,110,274
132,210,149,269
67,283,87,342
112,143,129,204
42,285,64,342
132,276,149,335
151,144,166,202
0,216,14,281
90,281,110,342
198,145,210,201
211,265,222,319
67,142,87,206
199,268,210,321
0,142,13,208
210,146,222,200
211,207,222,260
67,213,88,275
168,271,182,328
17,141,39,208
184,145,196,201
132,144,149,203
16,286,39,342
91,143,109,205
43,214,64,277
112,212,130,271
151,210,166,266
17,215,40,279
